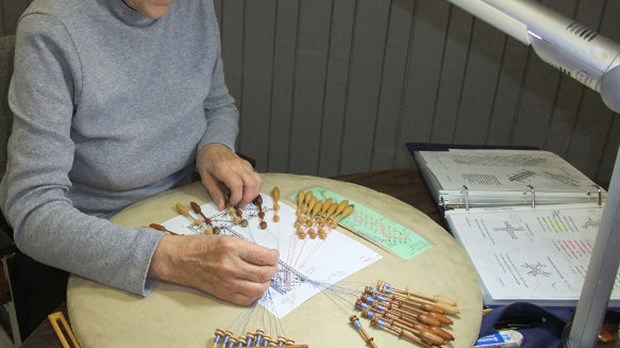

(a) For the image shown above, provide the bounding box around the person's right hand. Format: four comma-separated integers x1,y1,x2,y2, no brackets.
148,234,279,305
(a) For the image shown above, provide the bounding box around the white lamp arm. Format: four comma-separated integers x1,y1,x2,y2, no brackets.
447,0,620,112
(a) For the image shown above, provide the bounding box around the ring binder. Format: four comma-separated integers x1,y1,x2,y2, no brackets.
461,185,469,211
524,185,536,210
411,147,617,308
587,184,603,206
412,149,607,211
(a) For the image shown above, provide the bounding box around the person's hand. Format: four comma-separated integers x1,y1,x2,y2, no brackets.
197,143,262,210
148,234,279,305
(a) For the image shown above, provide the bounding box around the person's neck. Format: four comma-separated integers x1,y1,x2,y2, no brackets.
122,0,172,19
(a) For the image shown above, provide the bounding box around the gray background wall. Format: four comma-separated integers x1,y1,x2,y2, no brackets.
2,0,619,184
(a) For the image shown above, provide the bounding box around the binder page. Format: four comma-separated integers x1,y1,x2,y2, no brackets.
417,149,604,202
445,204,620,306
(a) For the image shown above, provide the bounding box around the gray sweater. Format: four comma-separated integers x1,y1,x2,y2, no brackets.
0,0,239,295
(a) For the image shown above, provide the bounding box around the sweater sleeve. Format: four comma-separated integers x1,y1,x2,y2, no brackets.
1,14,163,296
197,6,239,153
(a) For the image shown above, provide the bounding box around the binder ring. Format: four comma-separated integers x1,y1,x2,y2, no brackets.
587,184,603,206
524,185,536,210
461,185,469,211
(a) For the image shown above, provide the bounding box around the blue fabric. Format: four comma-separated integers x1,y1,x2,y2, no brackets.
479,302,573,348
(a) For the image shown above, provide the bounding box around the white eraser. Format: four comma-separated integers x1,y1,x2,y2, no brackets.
474,330,524,348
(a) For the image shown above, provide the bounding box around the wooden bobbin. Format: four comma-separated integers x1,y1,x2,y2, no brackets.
369,289,448,315
366,298,442,328
378,281,458,307
333,199,349,217
369,317,436,348
349,315,379,348
272,187,280,207
303,191,314,206
369,310,446,346
224,336,237,347
380,308,454,341
226,202,236,216
392,292,459,315
297,190,305,211
335,204,355,224
176,202,203,227
190,201,212,226
212,328,226,348
363,295,448,327
148,223,180,236
307,229,317,239
306,197,317,217
324,201,338,219
310,201,323,219
245,332,256,345
392,292,457,315
320,198,332,217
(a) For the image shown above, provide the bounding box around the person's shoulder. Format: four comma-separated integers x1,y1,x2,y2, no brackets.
21,0,87,21
18,0,101,37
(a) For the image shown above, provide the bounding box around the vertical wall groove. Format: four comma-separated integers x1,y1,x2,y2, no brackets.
314,0,335,174
284,0,302,172
390,0,417,168
336,0,359,174
368,0,393,170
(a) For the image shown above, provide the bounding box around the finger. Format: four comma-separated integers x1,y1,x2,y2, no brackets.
235,261,278,284
201,173,226,210
224,165,260,207
239,170,263,206
238,242,279,266
224,175,244,207
218,280,271,306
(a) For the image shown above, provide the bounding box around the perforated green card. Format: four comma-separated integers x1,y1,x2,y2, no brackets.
293,187,433,260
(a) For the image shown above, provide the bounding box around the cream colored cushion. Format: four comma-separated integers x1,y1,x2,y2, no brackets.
68,173,482,347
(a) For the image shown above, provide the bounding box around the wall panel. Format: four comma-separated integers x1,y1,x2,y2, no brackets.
339,0,391,174
429,6,471,144
287,0,332,174
395,1,451,168
1,0,618,183
453,19,505,145
267,0,300,173
316,0,355,177
237,0,277,168
485,39,528,146
371,0,415,171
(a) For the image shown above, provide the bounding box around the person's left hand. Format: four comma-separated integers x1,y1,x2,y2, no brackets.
197,143,262,210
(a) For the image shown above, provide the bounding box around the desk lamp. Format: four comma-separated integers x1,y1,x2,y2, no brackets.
445,0,620,346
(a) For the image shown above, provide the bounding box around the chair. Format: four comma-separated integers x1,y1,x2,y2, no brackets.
0,35,20,346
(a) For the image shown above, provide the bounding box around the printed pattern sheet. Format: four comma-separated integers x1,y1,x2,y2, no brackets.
160,193,382,318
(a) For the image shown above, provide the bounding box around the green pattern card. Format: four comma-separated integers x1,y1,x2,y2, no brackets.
295,187,433,260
